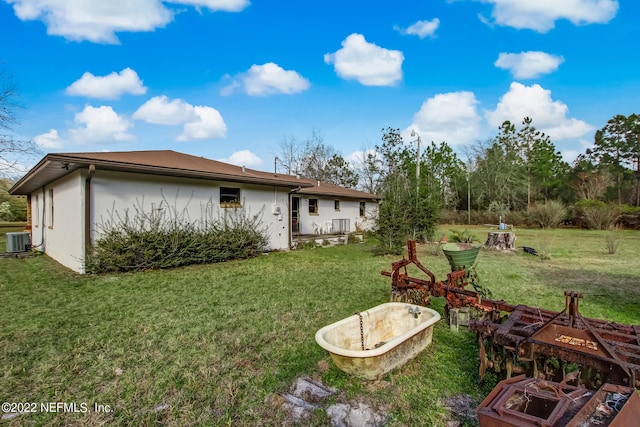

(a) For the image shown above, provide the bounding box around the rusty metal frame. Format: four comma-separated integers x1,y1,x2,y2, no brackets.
381,241,640,389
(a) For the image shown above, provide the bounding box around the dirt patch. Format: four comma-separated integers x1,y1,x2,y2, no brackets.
266,376,388,426
443,394,479,426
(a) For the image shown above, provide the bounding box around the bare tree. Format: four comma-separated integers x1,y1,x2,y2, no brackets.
276,129,358,188
573,171,611,200
275,134,304,175
1,67,39,177
350,147,383,193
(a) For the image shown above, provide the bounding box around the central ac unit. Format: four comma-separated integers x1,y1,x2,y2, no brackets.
6,232,31,253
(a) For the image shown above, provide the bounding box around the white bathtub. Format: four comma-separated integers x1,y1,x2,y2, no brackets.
315,302,441,380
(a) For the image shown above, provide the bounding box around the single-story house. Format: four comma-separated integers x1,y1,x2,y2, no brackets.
9,150,380,273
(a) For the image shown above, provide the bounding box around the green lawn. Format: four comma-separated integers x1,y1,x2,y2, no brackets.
1,225,639,426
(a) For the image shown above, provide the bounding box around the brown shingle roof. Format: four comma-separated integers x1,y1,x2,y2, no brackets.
292,178,379,200
10,150,379,200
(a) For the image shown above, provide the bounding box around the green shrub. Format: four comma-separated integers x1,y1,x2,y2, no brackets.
375,170,440,255
448,228,476,243
527,200,567,229
574,199,621,230
347,233,361,244
86,199,268,273
618,205,640,229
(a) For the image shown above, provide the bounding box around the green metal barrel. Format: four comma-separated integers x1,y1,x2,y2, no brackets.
441,243,481,271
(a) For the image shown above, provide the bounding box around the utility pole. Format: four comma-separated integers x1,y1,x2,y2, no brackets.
411,129,421,189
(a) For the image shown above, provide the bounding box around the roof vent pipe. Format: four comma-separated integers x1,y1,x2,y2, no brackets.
242,165,246,172
317,181,320,187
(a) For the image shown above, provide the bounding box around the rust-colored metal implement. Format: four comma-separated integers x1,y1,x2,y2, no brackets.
381,241,640,389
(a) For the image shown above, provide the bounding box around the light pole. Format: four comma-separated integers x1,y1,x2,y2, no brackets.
410,129,421,184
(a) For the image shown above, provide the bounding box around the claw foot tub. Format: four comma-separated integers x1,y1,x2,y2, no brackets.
315,302,441,380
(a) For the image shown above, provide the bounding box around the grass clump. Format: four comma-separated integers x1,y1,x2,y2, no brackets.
86,198,268,273
604,228,623,254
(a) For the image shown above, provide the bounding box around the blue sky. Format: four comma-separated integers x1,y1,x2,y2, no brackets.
2,0,638,173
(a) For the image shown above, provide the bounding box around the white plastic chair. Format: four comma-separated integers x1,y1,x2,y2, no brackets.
312,222,322,234
324,221,333,234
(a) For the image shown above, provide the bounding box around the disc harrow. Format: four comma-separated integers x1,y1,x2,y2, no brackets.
382,241,640,389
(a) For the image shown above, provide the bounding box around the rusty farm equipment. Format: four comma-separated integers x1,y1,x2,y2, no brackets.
477,375,640,426
381,240,640,390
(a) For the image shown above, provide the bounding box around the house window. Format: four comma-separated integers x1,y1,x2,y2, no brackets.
334,200,340,211
47,189,54,228
220,187,241,207
359,202,366,218
309,199,318,215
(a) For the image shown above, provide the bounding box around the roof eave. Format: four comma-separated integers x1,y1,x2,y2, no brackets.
9,154,313,195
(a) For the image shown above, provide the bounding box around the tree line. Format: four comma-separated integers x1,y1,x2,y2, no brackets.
277,115,640,211
277,115,639,253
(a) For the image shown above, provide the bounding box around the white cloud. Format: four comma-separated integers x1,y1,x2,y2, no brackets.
221,62,310,96
133,95,197,125
409,91,483,146
345,148,380,166
219,150,263,167
324,33,404,86
169,0,249,12
394,18,440,39
479,0,619,33
560,138,593,163
134,96,226,140
494,51,564,79
8,0,173,43
178,106,227,141
68,105,135,143
66,68,147,99
485,82,594,140
6,0,249,43
34,129,65,149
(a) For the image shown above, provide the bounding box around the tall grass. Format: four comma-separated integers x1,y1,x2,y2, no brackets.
1,225,639,426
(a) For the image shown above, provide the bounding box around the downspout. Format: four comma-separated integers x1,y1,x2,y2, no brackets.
32,187,46,250
84,164,96,268
289,186,301,249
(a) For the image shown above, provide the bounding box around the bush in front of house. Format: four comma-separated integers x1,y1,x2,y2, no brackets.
86,200,269,273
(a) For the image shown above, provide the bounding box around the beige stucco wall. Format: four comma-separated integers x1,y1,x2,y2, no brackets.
297,196,378,235
30,170,85,272
90,170,291,254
